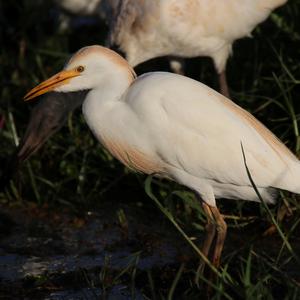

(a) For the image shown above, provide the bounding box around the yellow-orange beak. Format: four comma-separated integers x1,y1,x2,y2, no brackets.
24,69,80,101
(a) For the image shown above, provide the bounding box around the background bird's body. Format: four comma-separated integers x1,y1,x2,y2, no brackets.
55,0,287,96
111,0,286,72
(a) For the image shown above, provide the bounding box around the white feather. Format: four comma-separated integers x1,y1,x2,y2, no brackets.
55,0,287,73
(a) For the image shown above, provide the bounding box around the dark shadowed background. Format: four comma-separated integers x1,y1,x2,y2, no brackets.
0,1,300,299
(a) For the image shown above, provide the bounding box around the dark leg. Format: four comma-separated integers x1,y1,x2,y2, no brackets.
218,70,230,99
197,202,217,275
263,201,293,236
201,202,216,258
210,206,227,268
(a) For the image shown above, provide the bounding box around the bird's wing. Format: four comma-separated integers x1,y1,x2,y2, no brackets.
107,0,139,46
126,72,297,188
107,0,157,47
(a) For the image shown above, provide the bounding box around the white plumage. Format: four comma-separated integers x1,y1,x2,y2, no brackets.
108,0,286,70
55,0,288,96
24,45,299,268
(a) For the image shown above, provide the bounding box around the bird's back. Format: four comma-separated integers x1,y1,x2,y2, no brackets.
120,72,300,199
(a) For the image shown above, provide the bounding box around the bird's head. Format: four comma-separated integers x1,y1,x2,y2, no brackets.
24,45,136,101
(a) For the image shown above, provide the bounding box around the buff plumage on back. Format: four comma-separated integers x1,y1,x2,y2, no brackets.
219,96,298,163
263,0,288,9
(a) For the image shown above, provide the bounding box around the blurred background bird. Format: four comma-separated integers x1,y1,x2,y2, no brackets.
22,45,300,269
54,0,288,97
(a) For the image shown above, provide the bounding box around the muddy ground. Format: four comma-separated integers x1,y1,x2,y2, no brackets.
0,199,194,300
1,198,300,300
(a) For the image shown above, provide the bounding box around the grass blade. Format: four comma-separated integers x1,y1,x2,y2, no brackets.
240,142,300,264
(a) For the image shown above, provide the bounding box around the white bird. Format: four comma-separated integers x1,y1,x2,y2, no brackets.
24,45,299,268
55,0,288,97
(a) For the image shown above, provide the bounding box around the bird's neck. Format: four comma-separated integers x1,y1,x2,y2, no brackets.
82,72,133,137
90,70,132,103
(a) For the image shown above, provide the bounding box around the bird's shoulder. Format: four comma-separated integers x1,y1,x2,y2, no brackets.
124,72,298,165
125,71,216,105
124,71,239,123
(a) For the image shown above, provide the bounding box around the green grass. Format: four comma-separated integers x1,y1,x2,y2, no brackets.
1,0,300,299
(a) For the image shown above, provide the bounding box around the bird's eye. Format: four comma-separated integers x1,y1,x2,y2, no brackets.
76,66,85,73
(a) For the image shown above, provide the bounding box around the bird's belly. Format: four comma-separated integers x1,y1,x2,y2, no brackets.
82,96,166,175
99,134,165,175
169,36,226,58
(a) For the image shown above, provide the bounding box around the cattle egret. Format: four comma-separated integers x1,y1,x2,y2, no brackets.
55,0,288,97
24,45,299,268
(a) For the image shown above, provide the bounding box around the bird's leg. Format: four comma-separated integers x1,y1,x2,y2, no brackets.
169,57,186,75
197,202,216,276
263,200,293,236
210,206,227,268
201,202,216,259
218,70,230,99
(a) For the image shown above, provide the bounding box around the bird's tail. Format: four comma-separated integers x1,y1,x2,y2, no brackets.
275,161,300,195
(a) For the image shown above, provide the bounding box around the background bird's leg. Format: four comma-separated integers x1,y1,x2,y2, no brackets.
210,206,227,268
218,70,230,98
169,57,186,75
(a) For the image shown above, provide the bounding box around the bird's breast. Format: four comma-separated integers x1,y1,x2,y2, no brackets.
99,134,165,175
